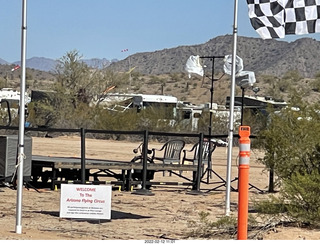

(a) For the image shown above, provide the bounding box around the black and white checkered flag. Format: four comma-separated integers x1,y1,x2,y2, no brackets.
247,0,320,39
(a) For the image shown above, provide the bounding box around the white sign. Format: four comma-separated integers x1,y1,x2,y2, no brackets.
60,184,111,220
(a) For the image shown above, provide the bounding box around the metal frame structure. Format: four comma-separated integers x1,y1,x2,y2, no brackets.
199,56,224,183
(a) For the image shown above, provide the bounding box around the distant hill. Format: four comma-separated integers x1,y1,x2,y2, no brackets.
108,35,320,78
2,35,320,78
0,58,9,65
2,34,320,106
82,58,116,69
13,57,57,72
0,57,117,72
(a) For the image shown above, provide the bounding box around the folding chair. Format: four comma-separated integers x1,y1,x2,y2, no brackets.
151,139,185,176
181,140,217,175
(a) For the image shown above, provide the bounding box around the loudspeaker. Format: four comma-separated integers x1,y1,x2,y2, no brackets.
0,135,32,182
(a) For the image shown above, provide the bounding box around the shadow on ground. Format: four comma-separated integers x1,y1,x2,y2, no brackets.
34,210,151,223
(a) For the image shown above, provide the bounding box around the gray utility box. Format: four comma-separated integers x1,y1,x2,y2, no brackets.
0,135,32,182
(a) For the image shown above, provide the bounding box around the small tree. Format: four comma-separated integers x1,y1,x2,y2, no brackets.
28,50,95,128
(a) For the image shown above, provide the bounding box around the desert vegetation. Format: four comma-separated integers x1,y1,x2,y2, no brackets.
2,49,320,238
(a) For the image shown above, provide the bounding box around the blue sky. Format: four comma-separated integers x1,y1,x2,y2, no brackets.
1,0,319,63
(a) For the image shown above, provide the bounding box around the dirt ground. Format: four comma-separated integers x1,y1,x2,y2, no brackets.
0,136,320,240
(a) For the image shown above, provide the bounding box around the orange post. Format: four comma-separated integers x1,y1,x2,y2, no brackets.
237,126,250,240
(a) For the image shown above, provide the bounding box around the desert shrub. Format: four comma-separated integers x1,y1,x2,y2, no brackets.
186,211,261,239
196,111,232,135
282,170,320,227
148,75,162,84
282,70,302,84
94,109,139,131
254,195,287,215
168,73,181,83
93,105,184,133
255,171,320,227
259,74,278,85
311,72,320,92
28,100,58,127
242,109,269,137
136,106,178,132
0,108,12,126
68,103,97,128
257,93,320,226
259,104,320,179
0,77,6,88
278,79,291,92
186,211,237,238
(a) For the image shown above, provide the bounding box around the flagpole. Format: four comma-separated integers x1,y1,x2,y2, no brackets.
16,0,27,234
225,0,239,216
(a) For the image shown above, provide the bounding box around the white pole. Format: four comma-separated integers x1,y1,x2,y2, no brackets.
16,0,27,234
225,0,239,216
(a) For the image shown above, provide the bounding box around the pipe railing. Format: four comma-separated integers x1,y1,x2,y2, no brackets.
0,125,258,192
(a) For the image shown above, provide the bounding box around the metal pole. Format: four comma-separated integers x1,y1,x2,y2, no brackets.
190,133,204,192
225,0,239,216
141,130,148,190
80,128,86,184
199,56,224,182
209,58,214,138
132,130,154,195
208,58,215,182
241,88,245,126
195,133,204,191
16,0,27,234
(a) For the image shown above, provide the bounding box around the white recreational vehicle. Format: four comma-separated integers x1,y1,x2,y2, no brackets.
132,94,178,109
0,88,31,105
95,93,178,113
96,93,242,131
177,102,242,131
0,88,31,124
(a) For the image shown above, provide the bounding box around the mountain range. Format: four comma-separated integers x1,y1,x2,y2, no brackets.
108,35,320,78
0,57,117,72
1,35,320,78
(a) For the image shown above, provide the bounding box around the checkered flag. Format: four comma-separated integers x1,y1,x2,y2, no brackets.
247,0,320,39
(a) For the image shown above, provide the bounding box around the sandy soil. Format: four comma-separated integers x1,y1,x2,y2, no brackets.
0,136,320,240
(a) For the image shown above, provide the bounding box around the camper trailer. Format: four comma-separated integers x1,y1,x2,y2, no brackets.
132,94,177,117
0,88,31,125
0,88,31,105
97,93,243,131
176,102,242,131
96,93,178,114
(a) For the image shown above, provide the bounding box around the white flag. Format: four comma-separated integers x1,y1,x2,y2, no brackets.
185,55,204,78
